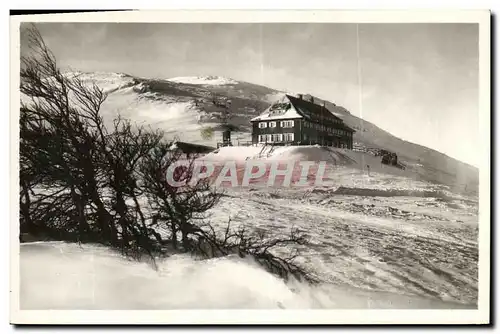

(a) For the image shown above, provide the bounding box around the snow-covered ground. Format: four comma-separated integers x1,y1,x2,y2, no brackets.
191,147,478,307
167,76,238,86
204,189,477,305
19,72,479,310
20,239,475,310
20,145,478,310
64,71,136,93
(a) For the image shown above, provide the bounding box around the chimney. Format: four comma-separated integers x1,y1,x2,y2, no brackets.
310,96,314,104
298,94,303,100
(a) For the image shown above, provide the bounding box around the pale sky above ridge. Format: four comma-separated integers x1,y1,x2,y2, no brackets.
21,22,479,166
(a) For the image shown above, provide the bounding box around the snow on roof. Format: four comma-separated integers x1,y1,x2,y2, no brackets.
201,146,262,161
330,111,345,118
250,100,303,121
167,76,238,86
252,94,352,122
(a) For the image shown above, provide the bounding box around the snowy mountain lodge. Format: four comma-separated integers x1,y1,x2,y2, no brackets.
250,94,355,149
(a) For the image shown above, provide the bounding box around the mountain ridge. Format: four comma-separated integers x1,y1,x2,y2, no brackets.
65,71,478,195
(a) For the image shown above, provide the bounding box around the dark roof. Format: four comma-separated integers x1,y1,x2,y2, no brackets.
286,94,343,121
175,141,215,154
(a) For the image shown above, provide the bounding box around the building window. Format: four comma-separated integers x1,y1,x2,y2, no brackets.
269,121,277,128
271,134,283,142
283,133,294,142
280,120,294,128
259,122,267,129
258,135,266,142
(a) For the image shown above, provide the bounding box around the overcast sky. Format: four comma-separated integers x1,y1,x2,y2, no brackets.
22,23,479,166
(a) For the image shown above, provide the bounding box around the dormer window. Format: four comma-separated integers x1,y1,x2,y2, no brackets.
269,102,291,116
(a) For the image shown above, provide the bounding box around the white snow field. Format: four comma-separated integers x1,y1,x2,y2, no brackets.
167,76,239,86
20,146,478,309
20,241,474,310
19,72,479,310
197,147,478,306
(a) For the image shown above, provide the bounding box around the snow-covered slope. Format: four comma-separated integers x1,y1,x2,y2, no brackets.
64,71,136,93
23,70,477,196
19,71,480,310
201,146,461,194
60,71,477,196
21,242,475,309
167,76,238,86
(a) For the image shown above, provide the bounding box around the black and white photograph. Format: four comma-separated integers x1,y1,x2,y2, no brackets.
9,10,490,325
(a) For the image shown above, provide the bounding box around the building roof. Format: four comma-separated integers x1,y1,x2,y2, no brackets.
286,94,343,122
250,94,355,133
173,141,216,154
250,99,303,121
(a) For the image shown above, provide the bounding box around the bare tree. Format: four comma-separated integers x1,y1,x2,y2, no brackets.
21,25,113,243
138,142,222,250
19,24,317,284
185,220,318,283
19,25,153,254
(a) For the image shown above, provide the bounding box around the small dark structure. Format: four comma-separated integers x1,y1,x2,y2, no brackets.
219,129,233,148
174,141,215,156
381,152,397,165
380,151,406,170
251,94,355,148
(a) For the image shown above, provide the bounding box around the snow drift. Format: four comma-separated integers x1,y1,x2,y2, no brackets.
199,145,446,191
19,71,478,311
20,242,474,310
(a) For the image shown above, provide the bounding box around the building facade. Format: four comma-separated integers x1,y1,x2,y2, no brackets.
250,94,355,149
